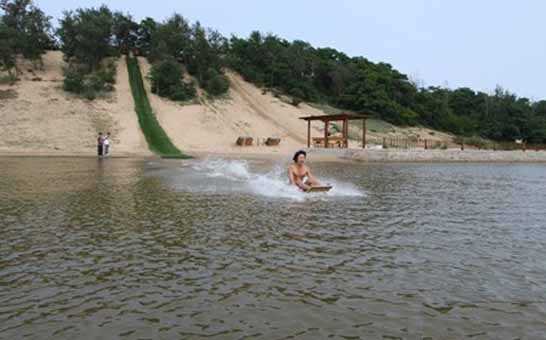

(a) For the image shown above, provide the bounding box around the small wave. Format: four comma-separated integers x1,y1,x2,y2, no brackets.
189,158,365,200
192,158,252,181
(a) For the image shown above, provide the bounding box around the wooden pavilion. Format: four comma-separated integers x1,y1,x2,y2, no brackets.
299,113,369,149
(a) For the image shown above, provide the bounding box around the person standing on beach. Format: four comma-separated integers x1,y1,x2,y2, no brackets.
97,132,104,157
103,132,111,157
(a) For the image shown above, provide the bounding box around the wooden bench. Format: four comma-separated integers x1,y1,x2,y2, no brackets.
265,137,281,146
236,137,254,146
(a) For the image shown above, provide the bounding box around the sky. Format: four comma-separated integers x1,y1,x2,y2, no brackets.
36,0,546,100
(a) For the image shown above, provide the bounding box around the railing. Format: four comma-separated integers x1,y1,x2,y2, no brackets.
365,137,546,151
366,137,455,150
487,142,546,151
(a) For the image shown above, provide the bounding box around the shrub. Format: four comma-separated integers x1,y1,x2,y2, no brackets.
84,73,105,92
463,136,492,149
400,108,419,126
63,68,84,93
289,87,304,107
204,69,229,96
0,73,18,85
291,97,302,107
169,82,196,101
63,61,116,99
150,58,196,101
83,87,97,100
96,63,116,85
150,59,182,96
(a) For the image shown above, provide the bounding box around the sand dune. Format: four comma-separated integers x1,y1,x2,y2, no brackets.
0,51,151,156
139,57,328,155
139,58,456,156
1,52,455,158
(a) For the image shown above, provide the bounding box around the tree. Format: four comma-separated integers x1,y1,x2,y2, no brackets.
144,15,229,96
135,17,157,56
186,22,228,94
0,0,52,63
112,12,138,55
149,14,191,62
149,58,195,101
204,68,229,96
187,22,211,84
57,6,115,71
534,101,546,117
0,19,17,73
226,30,546,138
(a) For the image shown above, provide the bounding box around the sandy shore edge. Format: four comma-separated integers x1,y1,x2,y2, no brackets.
2,149,546,163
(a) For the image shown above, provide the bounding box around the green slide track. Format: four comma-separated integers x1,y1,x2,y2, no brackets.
126,56,190,159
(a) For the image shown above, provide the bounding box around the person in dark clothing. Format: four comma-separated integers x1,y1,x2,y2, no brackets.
97,132,104,157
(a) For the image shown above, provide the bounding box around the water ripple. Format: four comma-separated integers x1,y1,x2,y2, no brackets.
1,159,546,338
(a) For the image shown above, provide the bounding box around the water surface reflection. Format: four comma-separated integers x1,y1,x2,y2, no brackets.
1,158,545,339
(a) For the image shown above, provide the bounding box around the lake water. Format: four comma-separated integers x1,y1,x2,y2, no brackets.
1,157,546,339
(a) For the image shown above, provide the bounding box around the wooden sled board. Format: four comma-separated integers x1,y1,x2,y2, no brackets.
306,186,333,193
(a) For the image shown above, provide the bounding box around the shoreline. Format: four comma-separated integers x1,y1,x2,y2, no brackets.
335,149,546,163
2,148,546,163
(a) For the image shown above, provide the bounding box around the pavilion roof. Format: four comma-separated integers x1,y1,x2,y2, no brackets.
299,113,369,122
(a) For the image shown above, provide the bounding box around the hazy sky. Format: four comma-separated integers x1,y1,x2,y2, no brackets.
36,0,545,100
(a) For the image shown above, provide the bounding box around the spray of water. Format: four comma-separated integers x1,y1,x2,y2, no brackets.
189,158,364,200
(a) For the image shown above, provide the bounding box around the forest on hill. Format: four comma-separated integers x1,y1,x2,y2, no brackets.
1,0,545,143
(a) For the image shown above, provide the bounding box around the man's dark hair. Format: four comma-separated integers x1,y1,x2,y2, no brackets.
293,150,307,162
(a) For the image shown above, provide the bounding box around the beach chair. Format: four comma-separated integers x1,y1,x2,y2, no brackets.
265,137,281,146
236,137,254,146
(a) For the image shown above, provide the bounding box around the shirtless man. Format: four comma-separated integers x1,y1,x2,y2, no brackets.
288,150,321,191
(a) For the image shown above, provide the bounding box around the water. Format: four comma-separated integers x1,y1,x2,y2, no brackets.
1,157,546,339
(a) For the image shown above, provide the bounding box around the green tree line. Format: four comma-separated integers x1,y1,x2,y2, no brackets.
0,0,53,75
228,31,546,143
1,1,545,142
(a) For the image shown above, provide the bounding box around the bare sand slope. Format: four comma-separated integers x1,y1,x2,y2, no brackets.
0,51,150,156
139,58,327,155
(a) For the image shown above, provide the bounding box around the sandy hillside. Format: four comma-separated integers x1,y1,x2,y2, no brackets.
0,51,150,156
139,58,329,155
0,51,456,158
140,57,456,155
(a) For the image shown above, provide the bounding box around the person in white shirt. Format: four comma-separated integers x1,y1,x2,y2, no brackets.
97,132,104,157
103,132,111,156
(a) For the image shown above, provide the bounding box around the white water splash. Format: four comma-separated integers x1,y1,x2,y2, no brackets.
189,158,365,200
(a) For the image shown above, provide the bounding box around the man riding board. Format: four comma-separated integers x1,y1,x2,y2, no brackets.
288,150,321,191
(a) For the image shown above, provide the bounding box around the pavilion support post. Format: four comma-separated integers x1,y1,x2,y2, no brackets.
346,119,350,148
307,120,311,148
324,120,329,149
362,119,367,149
342,118,348,148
